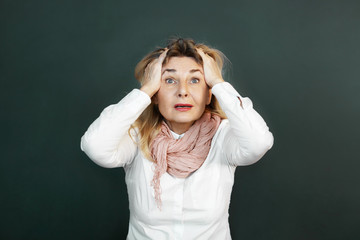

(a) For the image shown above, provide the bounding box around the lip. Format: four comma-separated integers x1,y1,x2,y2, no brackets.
174,103,193,112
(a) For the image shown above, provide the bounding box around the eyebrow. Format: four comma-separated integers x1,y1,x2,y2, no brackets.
190,69,202,73
162,69,176,74
162,68,203,75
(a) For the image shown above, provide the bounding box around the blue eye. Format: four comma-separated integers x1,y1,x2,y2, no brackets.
165,78,176,84
190,78,200,84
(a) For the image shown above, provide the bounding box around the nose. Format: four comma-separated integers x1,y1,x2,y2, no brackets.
177,82,188,97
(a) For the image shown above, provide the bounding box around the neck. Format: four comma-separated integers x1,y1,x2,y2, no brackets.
165,120,194,135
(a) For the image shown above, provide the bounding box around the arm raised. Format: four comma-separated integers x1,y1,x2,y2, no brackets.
212,83,273,166
80,89,151,168
81,50,167,167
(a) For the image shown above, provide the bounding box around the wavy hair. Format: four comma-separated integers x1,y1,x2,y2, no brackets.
132,38,228,161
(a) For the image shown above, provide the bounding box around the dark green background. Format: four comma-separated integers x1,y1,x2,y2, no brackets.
2,0,359,239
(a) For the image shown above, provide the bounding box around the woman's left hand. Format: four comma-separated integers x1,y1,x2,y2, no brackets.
197,49,225,88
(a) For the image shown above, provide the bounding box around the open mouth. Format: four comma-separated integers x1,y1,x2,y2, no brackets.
174,104,193,111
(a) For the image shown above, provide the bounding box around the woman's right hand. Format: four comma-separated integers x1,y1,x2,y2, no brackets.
140,50,167,98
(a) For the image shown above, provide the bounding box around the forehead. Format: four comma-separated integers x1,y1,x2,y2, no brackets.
163,56,202,71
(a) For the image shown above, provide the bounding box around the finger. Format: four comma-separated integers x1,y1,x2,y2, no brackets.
146,49,167,70
158,49,168,63
196,48,209,62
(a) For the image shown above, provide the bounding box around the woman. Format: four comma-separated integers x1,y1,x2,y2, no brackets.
81,38,273,240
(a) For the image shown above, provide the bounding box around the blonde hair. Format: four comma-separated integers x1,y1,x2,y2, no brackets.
132,38,228,161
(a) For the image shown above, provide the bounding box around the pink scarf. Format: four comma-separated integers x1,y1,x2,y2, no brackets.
150,112,221,210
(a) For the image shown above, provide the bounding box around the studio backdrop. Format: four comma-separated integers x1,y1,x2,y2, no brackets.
1,0,359,239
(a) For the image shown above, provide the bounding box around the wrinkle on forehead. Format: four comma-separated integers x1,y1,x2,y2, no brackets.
162,57,204,76
162,68,203,75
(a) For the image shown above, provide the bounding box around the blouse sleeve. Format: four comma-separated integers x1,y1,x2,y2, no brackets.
211,82,274,166
80,89,151,168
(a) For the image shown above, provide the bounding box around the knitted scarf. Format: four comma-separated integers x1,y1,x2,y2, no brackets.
150,112,221,210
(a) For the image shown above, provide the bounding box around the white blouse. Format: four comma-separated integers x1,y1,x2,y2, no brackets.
81,82,274,240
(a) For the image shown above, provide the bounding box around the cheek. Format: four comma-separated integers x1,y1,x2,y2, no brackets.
156,92,171,114
193,87,210,105
156,88,168,103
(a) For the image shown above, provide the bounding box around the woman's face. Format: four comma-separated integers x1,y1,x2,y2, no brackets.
154,56,211,134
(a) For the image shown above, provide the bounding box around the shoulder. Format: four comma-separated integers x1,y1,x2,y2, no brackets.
212,119,230,143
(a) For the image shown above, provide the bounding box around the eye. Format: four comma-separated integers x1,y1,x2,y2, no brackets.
190,78,200,84
165,78,176,84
